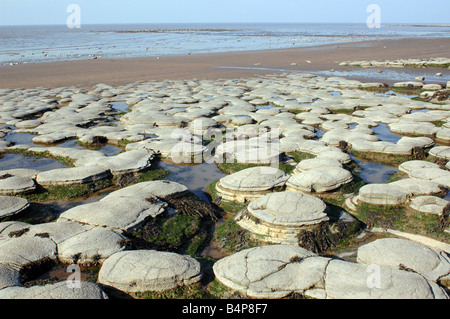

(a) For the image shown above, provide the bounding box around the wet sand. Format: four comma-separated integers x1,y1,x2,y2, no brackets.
0,37,449,89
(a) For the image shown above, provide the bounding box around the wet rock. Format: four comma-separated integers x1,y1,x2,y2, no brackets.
98,250,202,293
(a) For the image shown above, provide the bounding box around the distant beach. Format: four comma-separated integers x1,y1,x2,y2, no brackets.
0,37,448,89
1,23,450,66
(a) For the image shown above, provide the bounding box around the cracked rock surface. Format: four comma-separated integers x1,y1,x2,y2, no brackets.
98,250,202,293
213,245,448,299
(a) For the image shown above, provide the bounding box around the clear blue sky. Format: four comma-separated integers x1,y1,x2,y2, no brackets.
0,0,449,25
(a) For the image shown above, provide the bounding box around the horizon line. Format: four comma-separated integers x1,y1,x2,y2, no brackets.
1,22,450,27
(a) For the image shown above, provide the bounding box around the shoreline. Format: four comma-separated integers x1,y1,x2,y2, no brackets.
0,37,449,89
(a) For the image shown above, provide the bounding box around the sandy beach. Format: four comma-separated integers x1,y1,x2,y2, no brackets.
1,37,449,89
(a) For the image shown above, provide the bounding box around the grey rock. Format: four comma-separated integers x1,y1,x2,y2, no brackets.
357,238,450,282
0,196,30,219
98,250,202,293
0,281,108,299
36,165,110,186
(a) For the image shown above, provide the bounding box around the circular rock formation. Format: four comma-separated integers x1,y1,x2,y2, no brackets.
357,238,450,282
409,196,450,215
98,250,202,293
286,166,353,193
235,192,328,244
215,166,289,203
356,183,410,205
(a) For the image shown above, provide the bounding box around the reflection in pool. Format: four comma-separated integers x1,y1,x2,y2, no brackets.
350,154,398,184
0,153,67,172
157,160,227,203
372,123,402,144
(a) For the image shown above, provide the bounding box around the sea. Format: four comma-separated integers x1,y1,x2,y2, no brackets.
0,23,449,66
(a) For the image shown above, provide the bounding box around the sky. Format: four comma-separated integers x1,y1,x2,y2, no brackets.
0,0,449,26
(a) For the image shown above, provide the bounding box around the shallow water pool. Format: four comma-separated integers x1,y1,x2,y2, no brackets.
0,153,67,172
350,154,398,184
157,160,227,203
372,123,402,144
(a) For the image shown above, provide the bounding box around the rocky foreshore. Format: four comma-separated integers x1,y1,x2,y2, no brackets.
0,71,449,299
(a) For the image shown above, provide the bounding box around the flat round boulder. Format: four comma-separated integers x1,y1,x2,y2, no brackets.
36,165,110,186
409,196,450,215
409,167,450,181
246,192,328,227
286,166,353,193
102,180,188,201
316,150,352,164
429,146,450,160
293,158,342,174
58,197,167,232
0,176,35,195
235,192,329,244
57,229,127,265
390,178,444,197
98,250,202,293
216,166,289,203
212,245,319,299
357,183,410,205
0,196,29,219
357,238,450,282
0,169,40,179
398,160,440,175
